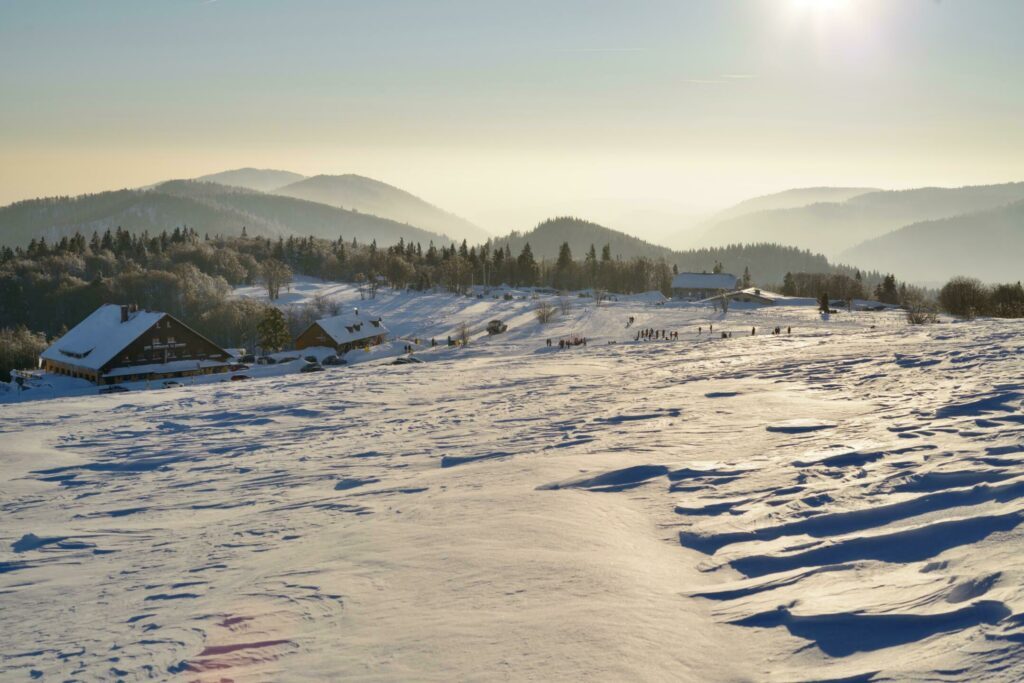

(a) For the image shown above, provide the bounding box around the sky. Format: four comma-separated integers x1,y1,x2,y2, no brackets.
2,0,1024,241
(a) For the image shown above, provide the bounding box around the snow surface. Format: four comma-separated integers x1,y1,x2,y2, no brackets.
2,282,1023,681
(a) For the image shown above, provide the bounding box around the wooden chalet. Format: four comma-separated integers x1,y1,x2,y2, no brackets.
295,310,388,355
40,304,232,385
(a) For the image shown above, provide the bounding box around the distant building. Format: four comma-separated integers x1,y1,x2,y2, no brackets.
671,272,738,300
40,304,232,384
294,310,389,355
723,288,778,306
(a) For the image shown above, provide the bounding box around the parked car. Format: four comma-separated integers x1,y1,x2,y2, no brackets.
486,319,508,335
99,385,130,394
391,356,424,365
299,362,324,373
304,355,320,364
256,356,277,365
161,380,183,388
240,354,256,364
230,374,252,381
276,355,299,363
322,355,347,366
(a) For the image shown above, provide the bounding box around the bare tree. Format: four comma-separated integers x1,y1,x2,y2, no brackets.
261,259,292,301
904,290,938,325
457,321,470,346
593,289,607,307
558,296,573,315
535,301,557,323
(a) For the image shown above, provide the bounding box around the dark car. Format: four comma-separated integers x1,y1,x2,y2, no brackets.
256,356,277,365
486,319,508,335
322,355,347,366
99,385,130,394
230,374,252,381
276,355,299,363
240,354,256,364
299,362,324,373
391,356,424,365
304,355,320,364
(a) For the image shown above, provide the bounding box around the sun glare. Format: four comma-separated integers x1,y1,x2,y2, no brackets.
791,0,851,12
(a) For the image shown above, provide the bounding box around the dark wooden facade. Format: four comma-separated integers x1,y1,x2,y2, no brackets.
43,313,231,384
295,322,386,355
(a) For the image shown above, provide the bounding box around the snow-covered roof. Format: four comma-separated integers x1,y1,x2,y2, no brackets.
40,304,165,371
315,312,389,346
732,287,784,300
671,272,738,290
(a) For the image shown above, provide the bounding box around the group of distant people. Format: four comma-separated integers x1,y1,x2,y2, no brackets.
547,336,587,349
634,328,679,342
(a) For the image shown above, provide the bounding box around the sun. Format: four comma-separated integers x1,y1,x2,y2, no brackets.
787,0,858,26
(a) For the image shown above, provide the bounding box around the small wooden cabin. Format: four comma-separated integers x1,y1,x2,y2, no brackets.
295,311,388,355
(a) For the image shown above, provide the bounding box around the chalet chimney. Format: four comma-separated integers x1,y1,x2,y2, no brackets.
120,305,129,323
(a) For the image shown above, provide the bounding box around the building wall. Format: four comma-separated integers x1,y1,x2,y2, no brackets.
105,315,228,375
295,323,385,355
295,323,332,351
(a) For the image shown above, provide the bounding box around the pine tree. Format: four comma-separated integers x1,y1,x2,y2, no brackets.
256,307,290,353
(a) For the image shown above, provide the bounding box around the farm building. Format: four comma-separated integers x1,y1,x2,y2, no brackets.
723,288,779,305
671,272,739,300
295,310,389,355
40,304,232,385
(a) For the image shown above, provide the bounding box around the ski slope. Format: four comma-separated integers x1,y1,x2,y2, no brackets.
2,287,1023,681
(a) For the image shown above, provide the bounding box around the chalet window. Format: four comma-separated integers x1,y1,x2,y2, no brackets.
152,337,161,346
167,336,176,344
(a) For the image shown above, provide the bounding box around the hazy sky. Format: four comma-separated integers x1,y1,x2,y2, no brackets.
2,0,1024,240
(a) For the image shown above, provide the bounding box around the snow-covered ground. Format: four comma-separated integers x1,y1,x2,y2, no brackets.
2,285,1023,681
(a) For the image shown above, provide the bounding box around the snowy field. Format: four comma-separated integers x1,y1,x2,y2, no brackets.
2,284,1023,681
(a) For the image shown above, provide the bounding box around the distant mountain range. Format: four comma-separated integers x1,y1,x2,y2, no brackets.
0,180,452,248
1,168,1019,284
841,199,1024,285
193,168,487,243
273,174,489,244
491,217,861,286
680,182,1024,282
196,168,307,193
701,187,880,227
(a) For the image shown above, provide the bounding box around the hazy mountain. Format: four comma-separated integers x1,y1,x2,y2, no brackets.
493,216,866,286
708,187,879,225
274,174,488,244
841,200,1024,285
0,181,452,248
696,182,1024,257
195,168,307,192
494,217,676,262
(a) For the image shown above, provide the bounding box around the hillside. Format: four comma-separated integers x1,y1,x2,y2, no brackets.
697,182,1024,257
5,294,1023,681
0,181,453,248
195,167,307,192
494,217,677,262
493,217,866,286
274,174,488,244
841,200,1024,284
707,187,878,225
